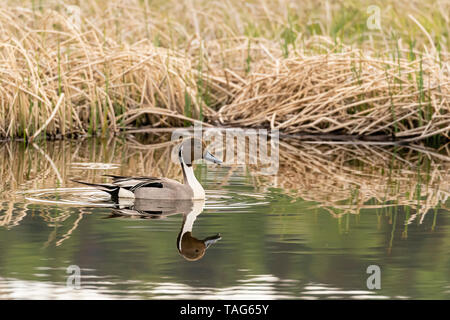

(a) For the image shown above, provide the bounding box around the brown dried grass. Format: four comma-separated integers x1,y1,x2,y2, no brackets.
0,1,449,142
0,7,208,139
211,38,450,140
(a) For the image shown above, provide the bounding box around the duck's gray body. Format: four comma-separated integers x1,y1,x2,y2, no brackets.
109,175,198,200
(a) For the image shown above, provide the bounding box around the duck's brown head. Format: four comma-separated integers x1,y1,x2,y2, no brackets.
178,232,222,261
179,138,222,166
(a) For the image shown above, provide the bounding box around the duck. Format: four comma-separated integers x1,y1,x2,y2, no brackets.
72,138,222,201
107,198,221,261
175,199,221,261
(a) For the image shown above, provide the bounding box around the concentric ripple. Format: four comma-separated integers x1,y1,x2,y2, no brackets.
20,187,116,207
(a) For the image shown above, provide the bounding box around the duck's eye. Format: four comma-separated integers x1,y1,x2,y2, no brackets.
195,249,199,253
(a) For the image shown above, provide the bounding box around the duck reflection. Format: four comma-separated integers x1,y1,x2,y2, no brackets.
108,199,221,261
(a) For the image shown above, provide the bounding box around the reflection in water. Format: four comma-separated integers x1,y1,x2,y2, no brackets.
0,136,449,299
109,199,221,261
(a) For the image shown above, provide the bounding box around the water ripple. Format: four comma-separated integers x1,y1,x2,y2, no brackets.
20,188,115,207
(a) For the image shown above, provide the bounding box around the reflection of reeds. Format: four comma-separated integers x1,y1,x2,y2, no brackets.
55,208,89,247
255,139,449,222
0,136,183,196
1,137,449,237
0,202,27,229
0,137,185,246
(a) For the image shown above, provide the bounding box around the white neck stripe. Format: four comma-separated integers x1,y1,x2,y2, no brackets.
179,145,205,199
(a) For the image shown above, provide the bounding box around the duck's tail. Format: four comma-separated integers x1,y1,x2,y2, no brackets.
71,179,120,201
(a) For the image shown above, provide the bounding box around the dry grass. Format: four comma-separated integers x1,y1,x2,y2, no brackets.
0,6,208,139
0,0,449,142
213,39,450,140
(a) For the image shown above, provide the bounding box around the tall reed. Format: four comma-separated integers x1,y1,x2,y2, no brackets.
0,1,448,142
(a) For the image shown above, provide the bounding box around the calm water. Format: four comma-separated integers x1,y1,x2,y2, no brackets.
0,137,449,299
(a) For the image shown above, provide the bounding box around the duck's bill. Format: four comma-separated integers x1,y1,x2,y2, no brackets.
204,233,222,248
204,151,222,164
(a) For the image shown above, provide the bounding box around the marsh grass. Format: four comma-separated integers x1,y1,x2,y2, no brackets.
214,41,449,140
0,6,209,140
0,0,449,142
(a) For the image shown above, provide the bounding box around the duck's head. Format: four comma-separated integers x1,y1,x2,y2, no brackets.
178,232,222,261
179,138,222,166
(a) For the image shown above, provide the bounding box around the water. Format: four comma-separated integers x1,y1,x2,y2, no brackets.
0,136,449,299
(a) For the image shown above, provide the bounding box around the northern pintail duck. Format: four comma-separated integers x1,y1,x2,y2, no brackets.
108,199,221,261
73,138,221,201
